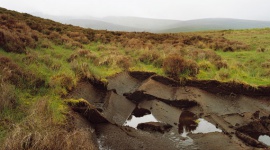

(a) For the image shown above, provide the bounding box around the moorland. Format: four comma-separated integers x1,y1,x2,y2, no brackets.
1,7,270,149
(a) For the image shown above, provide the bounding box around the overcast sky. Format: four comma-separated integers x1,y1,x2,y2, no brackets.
0,0,270,21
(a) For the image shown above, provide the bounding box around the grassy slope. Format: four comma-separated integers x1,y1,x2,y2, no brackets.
1,7,270,149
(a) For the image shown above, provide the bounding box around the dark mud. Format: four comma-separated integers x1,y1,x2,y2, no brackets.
185,80,270,97
68,71,270,149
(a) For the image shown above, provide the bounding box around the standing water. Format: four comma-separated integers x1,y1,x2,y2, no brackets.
192,118,222,134
258,135,270,146
123,113,158,128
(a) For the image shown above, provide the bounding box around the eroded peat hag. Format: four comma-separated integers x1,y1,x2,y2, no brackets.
66,71,270,149
2,7,270,150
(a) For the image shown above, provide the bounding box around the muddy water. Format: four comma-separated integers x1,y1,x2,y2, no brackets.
258,135,270,146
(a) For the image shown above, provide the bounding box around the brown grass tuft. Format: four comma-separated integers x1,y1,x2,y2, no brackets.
261,62,270,68
184,59,199,77
138,49,161,65
0,79,17,111
214,60,228,70
1,98,97,150
70,61,92,79
0,56,45,89
67,49,97,62
163,55,185,79
49,74,76,95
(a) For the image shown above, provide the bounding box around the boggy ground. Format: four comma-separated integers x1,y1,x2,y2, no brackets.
67,71,270,150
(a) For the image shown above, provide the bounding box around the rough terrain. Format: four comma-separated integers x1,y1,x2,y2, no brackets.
68,71,270,150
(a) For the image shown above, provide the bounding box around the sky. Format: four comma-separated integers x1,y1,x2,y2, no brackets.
0,0,270,21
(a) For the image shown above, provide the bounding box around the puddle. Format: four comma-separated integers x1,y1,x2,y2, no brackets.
165,130,195,148
178,111,222,135
123,113,159,128
123,109,221,149
258,135,270,146
191,119,222,134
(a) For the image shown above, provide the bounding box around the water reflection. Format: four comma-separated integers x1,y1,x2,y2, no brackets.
178,111,222,135
258,135,270,146
178,111,198,134
124,114,158,128
192,119,222,134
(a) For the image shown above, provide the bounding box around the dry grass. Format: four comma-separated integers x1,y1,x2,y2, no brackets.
70,61,92,79
49,73,76,96
0,56,45,89
0,79,17,111
1,98,97,150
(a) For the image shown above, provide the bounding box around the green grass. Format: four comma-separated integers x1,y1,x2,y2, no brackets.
216,50,270,86
2,9,270,145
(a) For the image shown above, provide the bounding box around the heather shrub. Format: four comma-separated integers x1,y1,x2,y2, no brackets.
138,49,161,64
184,59,199,77
214,60,228,70
48,31,62,45
39,38,53,49
0,56,24,84
0,29,26,53
115,56,131,70
0,56,45,89
163,55,185,79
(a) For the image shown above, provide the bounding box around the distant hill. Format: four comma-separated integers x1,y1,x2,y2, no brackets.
160,18,270,33
28,13,270,32
60,17,270,33
30,12,143,32
61,19,143,32
102,16,180,31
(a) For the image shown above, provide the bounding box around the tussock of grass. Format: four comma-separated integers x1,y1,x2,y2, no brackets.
1,98,97,150
0,80,17,111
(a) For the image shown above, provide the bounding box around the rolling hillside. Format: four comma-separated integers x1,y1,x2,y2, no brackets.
28,13,270,32
1,7,270,150
161,18,270,32
61,19,143,32
102,16,180,31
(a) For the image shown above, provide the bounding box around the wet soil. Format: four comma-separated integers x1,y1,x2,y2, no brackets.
68,71,270,149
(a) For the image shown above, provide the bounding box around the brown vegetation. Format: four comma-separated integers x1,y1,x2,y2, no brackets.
0,79,17,111
163,54,199,79
0,7,249,56
0,56,45,89
1,98,97,150
183,35,249,51
49,73,76,95
163,55,186,79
